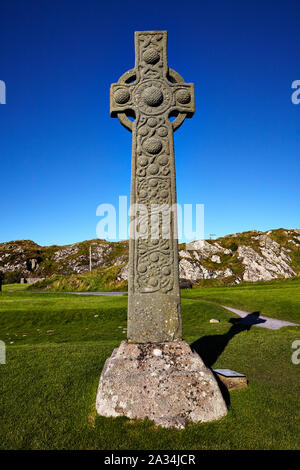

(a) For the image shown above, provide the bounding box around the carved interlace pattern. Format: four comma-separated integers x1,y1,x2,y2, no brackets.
110,32,194,294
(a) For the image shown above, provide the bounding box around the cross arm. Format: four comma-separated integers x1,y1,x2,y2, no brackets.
110,82,135,118
172,82,194,117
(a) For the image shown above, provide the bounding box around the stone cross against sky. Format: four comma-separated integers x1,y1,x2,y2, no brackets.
110,31,194,343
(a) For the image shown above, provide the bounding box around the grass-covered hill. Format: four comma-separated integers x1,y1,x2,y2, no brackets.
0,228,299,290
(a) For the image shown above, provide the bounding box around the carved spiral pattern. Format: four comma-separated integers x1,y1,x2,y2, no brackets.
134,99,174,292
136,239,173,294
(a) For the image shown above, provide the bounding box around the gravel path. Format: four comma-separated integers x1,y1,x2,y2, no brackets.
222,305,298,330
65,292,127,296
12,291,128,296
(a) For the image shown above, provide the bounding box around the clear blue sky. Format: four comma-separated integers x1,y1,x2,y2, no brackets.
1,0,299,246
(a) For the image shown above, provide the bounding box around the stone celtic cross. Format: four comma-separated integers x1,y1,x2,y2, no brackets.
110,31,194,343
97,31,227,428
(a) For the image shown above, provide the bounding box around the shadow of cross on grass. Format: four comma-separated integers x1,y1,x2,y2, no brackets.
190,312,265,407
190,312,265,369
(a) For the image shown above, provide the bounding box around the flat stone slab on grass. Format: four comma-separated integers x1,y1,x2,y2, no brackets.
213,369,247,391
96,340,227,429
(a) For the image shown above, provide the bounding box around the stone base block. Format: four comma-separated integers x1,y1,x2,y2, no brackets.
214,369,248,391
96,340,228,429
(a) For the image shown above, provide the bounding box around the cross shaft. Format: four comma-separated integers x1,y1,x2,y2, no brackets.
110,31,194,343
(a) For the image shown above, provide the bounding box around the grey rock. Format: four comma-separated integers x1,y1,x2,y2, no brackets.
117,263,129,281
96,340,227,429
186,240,223,257
179,258,233,280
237,240,296,282
52,245,79,262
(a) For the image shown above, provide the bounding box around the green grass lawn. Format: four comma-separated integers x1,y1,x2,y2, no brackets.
182,278,300,323
0,282,299,449
2,283,30,292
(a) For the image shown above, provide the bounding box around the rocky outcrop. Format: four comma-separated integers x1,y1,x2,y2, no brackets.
237,244,295,282
0,239,128,281
178,258,233,281
117,263,129,282
0,229,299,284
